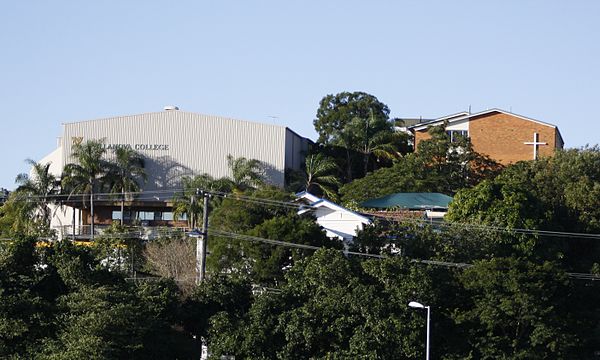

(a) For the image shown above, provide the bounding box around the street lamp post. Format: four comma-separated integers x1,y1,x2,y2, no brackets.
408,301,431,360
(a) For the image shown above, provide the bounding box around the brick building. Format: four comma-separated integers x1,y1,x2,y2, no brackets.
409,109,564,164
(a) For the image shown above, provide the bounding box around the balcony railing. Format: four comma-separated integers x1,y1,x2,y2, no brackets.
54,224,189,241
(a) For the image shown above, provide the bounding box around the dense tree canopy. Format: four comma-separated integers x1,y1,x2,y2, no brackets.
448,147,600,272
340,124,503,205
313,92,408,181
0,237,198,359
287,152,340,200
2,92,600,359
207,187,337,285
314,91,390,145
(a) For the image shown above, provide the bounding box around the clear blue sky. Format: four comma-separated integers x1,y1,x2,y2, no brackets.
1,1,599,189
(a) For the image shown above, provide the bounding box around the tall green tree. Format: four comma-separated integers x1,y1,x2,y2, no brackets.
107,147,147,225
416,123,503,193
447,147,600,271
314,91,399,181
61,139,112,239
0,236,54,357
314,91,390,145
205,249,456,359
172,173,233,229
454,257,583,359
340,124,502,204
13,159,60,234
289,152,340,199
207,187,335,285
226,154,265,192
342,110,406,174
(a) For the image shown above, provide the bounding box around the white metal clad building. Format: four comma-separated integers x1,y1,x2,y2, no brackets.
41,108,312,189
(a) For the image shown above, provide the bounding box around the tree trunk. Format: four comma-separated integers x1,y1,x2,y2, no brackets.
363,152,370,176
345,148,353,181
121,188,125,226
90,191,94,241
72,206,76,241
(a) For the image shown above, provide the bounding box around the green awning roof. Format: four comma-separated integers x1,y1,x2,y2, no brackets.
361,192,453,210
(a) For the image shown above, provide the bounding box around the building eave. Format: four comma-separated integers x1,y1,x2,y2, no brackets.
408,108,561,134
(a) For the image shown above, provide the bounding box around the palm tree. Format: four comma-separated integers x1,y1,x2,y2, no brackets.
291,153,340,200
345,110,404,175
226,154,265,192
108,148,147,225
172,155,262,229
13,159,59,232
61,139,111,240
172,173,233,229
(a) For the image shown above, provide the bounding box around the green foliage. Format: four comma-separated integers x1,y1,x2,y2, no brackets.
172,173,233,228
61,139,112,207
313,91,408,181
349,220,600,359
13,159,60,233
455,258,582,359
0,193,52,237
226,154,265,191
0,236,197,359
340,124,503,205
205,249,454,359
339,154,432,204
172,154,265,229
209,187,293,233
181,274,252,339
288,152,341,200
92,223,145,274
39,285,147,359
208,187,335,285
314,91,390,145
107,147,147,225
245,214,335,284
0,159,61,237
0,237,54,357
342,109,407,174
447,147,600,270
4,140,600,359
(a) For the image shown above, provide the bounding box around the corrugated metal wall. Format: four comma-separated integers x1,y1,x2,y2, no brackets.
285,128,311,171
61,111,303,189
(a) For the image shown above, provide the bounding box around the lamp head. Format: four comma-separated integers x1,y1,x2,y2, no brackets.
408,301,425,309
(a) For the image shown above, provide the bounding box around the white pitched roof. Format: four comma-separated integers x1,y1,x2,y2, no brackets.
408,108,564,147
410,108,556,130
295,192,371,224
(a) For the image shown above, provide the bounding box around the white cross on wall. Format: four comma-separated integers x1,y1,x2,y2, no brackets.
524,132,547,160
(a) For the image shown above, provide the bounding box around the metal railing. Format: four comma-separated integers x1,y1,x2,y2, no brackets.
54,224,189,241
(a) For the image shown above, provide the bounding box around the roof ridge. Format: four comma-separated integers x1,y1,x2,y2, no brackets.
61,110,292,132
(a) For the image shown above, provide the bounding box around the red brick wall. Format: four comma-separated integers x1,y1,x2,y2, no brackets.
414,129,433,149
469,112,558,164
413,112,560,165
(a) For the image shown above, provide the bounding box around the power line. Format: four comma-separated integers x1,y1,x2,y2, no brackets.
9,186,600,241
4,227,599,281
207,229,598,279
7,188,600,248
370,214,600,240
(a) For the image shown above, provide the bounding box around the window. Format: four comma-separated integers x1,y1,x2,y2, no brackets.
446,130,468,143
112,210,183,221
138,211,155,220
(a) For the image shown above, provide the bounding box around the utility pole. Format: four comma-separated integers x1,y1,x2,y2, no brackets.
191,190,210,284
